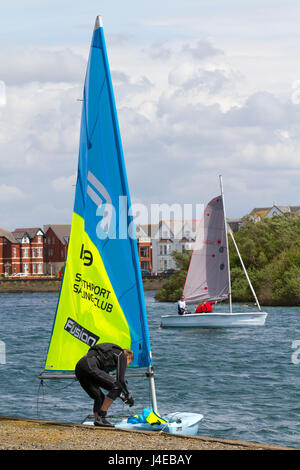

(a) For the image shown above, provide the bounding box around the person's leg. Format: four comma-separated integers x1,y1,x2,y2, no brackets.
76,358,122,426
92,370,123,426
75,360,105,420
100,396,114,413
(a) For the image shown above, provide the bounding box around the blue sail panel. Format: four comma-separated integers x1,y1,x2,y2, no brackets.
44,17,152,372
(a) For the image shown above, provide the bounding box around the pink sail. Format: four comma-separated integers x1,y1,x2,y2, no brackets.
183,196,230,304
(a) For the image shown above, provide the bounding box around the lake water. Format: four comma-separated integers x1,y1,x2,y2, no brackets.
0,290,299,449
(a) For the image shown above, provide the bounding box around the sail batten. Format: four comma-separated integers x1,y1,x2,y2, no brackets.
43,19,152,373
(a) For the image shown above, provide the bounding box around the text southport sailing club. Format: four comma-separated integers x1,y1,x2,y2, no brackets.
73,272,114,314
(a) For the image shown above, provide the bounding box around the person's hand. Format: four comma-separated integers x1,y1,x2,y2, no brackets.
120,393,134,407
125,394,134,407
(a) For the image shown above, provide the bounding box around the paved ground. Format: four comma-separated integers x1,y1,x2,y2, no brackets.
0,416,293,450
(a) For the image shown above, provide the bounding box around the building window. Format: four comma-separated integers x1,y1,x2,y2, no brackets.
23,248,28,257
13,248,17,258
140,246,149,258
38,263,43,274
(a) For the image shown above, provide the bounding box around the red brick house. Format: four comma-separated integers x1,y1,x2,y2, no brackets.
44,225,71,276
0,227,44,276
0,228,20,275
136,225,153,274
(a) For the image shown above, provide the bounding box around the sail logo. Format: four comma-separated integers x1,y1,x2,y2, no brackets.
64,318,99,347
80,243,93,266
87,171,115,239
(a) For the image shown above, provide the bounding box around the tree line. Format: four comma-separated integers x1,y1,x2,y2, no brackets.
155,214,300,306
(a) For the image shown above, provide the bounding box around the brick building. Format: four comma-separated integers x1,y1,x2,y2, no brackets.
136,225,153,274
0,227,44,276
44,225,71,276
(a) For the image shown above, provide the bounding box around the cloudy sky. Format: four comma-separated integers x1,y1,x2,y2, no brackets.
1,0,300,230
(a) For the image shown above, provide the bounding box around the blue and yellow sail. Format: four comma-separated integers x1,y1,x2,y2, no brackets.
44,17,152,372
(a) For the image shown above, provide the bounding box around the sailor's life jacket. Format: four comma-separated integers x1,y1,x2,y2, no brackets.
195,302,214,313
127,408,168,426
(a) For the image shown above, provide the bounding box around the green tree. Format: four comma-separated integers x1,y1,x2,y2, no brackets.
155,213,300,306
154,251,191,302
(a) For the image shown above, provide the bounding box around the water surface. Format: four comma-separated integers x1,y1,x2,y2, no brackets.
0,291,299,448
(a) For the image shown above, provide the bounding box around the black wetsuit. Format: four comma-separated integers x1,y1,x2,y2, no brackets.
75,343,129,415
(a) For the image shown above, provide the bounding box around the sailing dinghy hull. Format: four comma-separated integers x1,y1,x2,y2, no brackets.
160,312,268,328
82,412,203,436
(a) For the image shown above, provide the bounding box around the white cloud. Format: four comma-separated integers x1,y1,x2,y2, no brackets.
0,184,28,202
0,47,86,85
1,11,300,231
52,174,76,192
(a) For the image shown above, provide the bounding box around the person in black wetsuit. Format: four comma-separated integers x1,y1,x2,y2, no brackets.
75,342,134,427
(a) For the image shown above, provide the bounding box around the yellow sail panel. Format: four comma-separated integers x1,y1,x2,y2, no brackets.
45,213,131,371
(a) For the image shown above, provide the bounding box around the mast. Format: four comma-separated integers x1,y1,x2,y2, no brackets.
219,175,232,313
228,229,262,312
147,366,158,412
96,15,158,413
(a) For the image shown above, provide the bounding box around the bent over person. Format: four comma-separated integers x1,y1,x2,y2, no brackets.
75,342,134,427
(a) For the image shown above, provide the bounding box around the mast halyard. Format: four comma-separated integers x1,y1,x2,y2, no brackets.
219,175,232,313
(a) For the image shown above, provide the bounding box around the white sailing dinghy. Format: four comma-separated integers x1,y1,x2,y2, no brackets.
161,176,268,328
38,16,203,436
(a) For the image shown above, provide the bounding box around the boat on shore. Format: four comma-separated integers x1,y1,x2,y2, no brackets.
39,15,203,435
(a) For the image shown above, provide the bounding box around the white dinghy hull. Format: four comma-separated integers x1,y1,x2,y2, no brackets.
82,412,203,436
161,312,268,328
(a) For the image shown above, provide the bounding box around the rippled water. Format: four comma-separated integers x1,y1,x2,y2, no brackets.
0,291,299,448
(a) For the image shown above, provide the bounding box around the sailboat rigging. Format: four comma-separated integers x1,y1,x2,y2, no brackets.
161,176,268,328
39,16,203,435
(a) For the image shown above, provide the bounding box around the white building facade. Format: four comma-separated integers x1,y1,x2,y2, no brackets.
149,220,197,274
